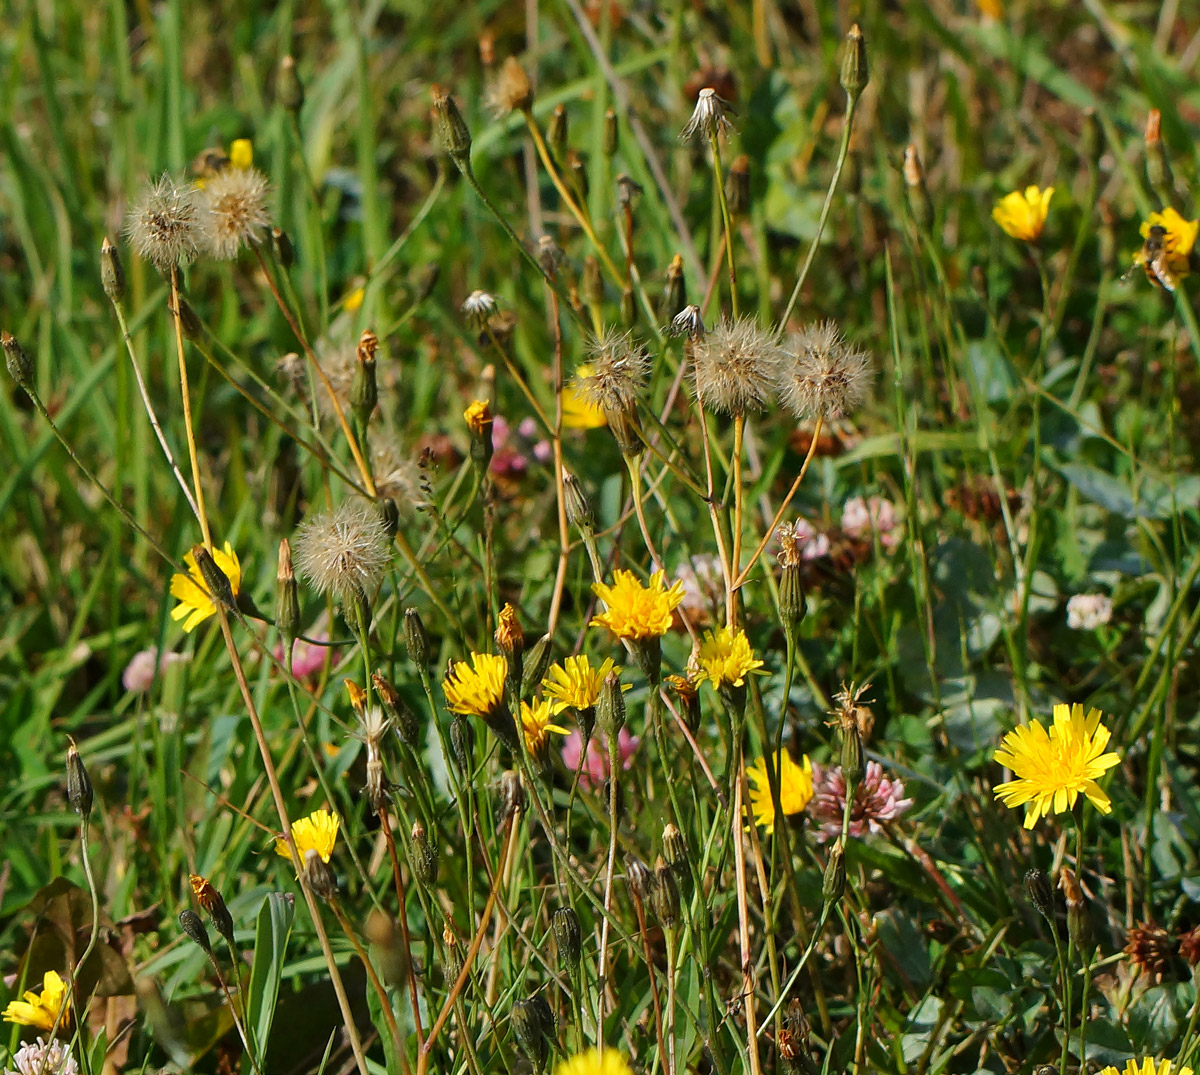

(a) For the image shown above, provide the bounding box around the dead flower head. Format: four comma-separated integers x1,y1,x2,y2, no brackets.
692,316,783,416
573,328,649,454
125,174,203,273
779,321,873,421
679,87,736,143
199,166,272,259
292,499,392,603
1124,923,1175,983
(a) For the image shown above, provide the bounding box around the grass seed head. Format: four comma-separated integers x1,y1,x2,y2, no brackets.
125,175,202,273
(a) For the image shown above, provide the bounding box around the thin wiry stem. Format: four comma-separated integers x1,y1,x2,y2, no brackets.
169,266,213,550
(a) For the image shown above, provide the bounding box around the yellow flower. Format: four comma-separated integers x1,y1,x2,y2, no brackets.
1100,1061,1194,1075
993,703,1121,829
746,752,814,835
1138,207,1199,274
464,399,492,437
692,626,765,689
275,808,340,863
553,1047,635,1075
442,653,508,717
519,698,570,758
343,285,366,312
2,969,70,1031
229,138,254,170
561,366,608,430
590,570,686,640
170,542,242,633
992,185,1054,242
542,655,626,714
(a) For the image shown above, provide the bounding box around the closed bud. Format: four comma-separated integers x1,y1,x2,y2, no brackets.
450,716,475,773
624,855,653,902
351,330,379,427
278,55,304,112
190,874,235,945
548,104,569,163
1024,868,1054,920
538,236,564,278
372,673,421,746
725,155,751,217
903,144,933,230
563,472,594,534
495,604,525,696
596,671,626,739
499,769,525,826
442,922,465,982
662,823,689,885
276,539,300,645
840,725,864,786
304,848,338,900
101,237,126,303
603,108,619,157
822,839,846,904
179,910,212,954
464,399,494,469
404,607,430,669
272,227,295,269
660,254,686,322
650,857,681,929
521,633,554,698
2,330,33,390
378,497,399,539
66,736,93,820
566,149,588,203
840,23,869,103
665,675,700,733
1060,867,1093,952
193,544,235,612
511,997,555,1074
1145,109,1174,198
779,562,806,637
581,255,603,310
552,906,582,968
411,821,438,886
431,86,473,164
172,298,204,342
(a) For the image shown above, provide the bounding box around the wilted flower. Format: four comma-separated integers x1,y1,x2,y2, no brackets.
779,322,873,421
668,304,705,339
841,496,902,548
2,970,69,1031
199,166,271,259
4,1036,78,1075
561,728,640,790
992,185,1054,242
124,175,202,273
122,647,191,692
1124,924,1176,983
679,88,736,143
746,752,814,835
1067,593,1114,631
808,760,914,843
292,499,391,602
487,56,533,116
692,317,783,416
170,542,242,633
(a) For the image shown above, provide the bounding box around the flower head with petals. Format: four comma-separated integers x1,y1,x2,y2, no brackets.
170,542,242,633
542,655,627,714
442,653,508,717
992,185,1053,242
275,809,340,863
553,1045,635,1075
692,626,765,689
2,970,70,1031
1138,208,1199,276
993,703,1121,828
746,752,814,835
590,570,685,640
519,698,570,758
1099,1060,1194,1075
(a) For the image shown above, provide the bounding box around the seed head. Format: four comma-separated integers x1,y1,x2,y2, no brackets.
124,175,202,273
487,56,534,116
668,304,705,339
461,290,498,328
692,316,783,416
778,321,873,421
573,328,649,455
292,499,391,603
199,166,271,259
679,87,736,143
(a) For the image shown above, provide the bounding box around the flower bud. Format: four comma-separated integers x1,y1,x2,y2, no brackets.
498,769,525,826
172,297,204,341
538,236,564,278
650,857,681,930
840,725,864,787
567,149,588,203
464,400,494,469
276,539,300,645
596,671,626,739
840,23,869,103
603,108,619,157
903,144,933,230
278,55,304,112
662,823,690,889
563,472,594,535
725,155,751,217
552,906,583,968
351,330,378,428
372,672,421,746
431,86,472,164
450,715,475,773
304,848,338,900
272,227,295,269
411,821,438,887
101,237,126,303
511,997,555,1074
625,855,653,902
66,736,93,820
665,675,700,733
343,583,372,638
1145,109,1174,198
495,603,525,699
779,561,806,638
179,910,212,954
193,544,235,612
521,634,554,699
1059,867,1093,953
581,256,603,310
659,253,686,322
404,607,430,669
548,104,569,163
441,922,464,982
1024,868,1054,920
822,839,846,905
2,330,33,390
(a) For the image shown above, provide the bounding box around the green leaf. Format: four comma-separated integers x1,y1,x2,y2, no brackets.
244,891,295,1073
1056,463,1200,519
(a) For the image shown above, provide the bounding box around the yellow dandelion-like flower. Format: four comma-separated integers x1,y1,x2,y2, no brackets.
519,698,570,757
1138,208,1199,274
561,366,608,430
343,285,366,312
691,626,765,689
590,570,685,640
2,969,70,1031
746,752,814,835
442,653,508,718
542,655,626,714
553,1047,635,1075
992,185,1054,242
464,399,492,437
229,138,253,170
993,703,1121,829
1100,1061,1194,1075
275,808,341,863
170,541,242,633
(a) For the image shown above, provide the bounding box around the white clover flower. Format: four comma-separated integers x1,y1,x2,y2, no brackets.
1066,593,1113,631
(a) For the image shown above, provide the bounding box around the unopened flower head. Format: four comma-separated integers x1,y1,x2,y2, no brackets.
170,542,242,633
442,653,508,718
779,321,873,421
692,317,783,416
461,290,498,327
993,703,1121,828
519,698,570,760
809,760,914,843
746,752,814,835
199,166,271,259
992,185,1053,242
591,569,686,641
275,808,340,864
292,499,391,602
2,970,69,1031
5,1036,78,1075
542,654,625,714
124,175,202,273
691,626,765,689
679,87,736,144
1067,593,1113,630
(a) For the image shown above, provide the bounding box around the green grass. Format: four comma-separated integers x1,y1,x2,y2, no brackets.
3,2,1200,1074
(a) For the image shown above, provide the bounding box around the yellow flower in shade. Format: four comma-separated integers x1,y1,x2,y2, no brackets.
343,285,366,312
275,809,341,863
590,570,686,640
442,653,508,717
2,969,69,1030
746,752,814,834
229,138,253,170
1138,208,1199,275
553,1047,635,1075
992,185,1054,242
464,399,492,436
993,703,1121,829
1100,1062,1193,1075
519,698,570,758
692,626,765,689
170,542,242,633
542,655,626,714
561,366,608,430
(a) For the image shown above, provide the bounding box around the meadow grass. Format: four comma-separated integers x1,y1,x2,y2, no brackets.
3,2,1200,1075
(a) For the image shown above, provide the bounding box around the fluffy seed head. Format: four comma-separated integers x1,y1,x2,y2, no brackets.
778,321,873,421
487,56,533,116
124,174,202,273
679,87,736,143
200,166,271,259
574,328,649,414
292,499,391,602
692,316,783,416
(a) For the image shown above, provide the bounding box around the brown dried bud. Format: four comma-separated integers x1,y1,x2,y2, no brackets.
498,769,525,826
1125,921,1175,982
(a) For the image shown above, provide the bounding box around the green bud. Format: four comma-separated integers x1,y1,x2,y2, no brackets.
101,237,126,303
179,910,212,954
521,633,554,699
552,906,582,968
411,821,438,886
278,55,304,112
596,671,626,739
603,108,619,157
2,330,33,390
66,737,93,819
650,857,681,930
404,607,430,669
563,472,595,534
511,997,555,1074
548,104,569,164
431,86,472,164
1024,868,1054,920
192,544,235,612
276,539,300,645
840,24,869,103
822,840,846,905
